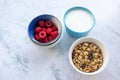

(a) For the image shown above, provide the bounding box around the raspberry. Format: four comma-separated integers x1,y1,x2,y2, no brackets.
51,31,58,38
39,31,47,39
48,36,54,41
34,34,40,41
34,20,59,43
44,37,49,42
35,27,41,33
42,28,46,31
45,20,52,27
52,26,58,31
46,28,52,35
39,38,44,42
38,20,45,27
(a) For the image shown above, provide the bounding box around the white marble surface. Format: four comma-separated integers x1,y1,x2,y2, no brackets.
0,0,120,80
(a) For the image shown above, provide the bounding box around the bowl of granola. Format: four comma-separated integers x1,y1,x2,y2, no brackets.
69,37,109,75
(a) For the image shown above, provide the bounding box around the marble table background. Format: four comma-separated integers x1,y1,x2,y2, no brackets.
0,0,120,80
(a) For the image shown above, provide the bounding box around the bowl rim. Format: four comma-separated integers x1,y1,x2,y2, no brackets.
69,36,109,75
63,6,96,33
28,14,62,46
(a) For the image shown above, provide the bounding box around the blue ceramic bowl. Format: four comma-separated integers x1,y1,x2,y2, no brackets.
64,6,96,38
28,14,62,46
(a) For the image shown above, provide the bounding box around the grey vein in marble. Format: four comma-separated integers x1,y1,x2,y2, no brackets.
50,63,61,80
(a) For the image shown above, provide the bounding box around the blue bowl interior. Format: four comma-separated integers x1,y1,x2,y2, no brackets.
28,14,62,46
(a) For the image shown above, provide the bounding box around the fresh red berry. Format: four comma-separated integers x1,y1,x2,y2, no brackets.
35,27,41,33
52,26,58,31
42,28,46,31
46,28,52,34
45,20,52,27
38,20,45,27
34,34,40,41
51,31,58,38
44,37,49,42
35,20,59,43
39,38,44,42
48,36,54,41
39,31,47,39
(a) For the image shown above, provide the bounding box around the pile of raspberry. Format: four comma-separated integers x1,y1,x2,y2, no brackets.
34,20,59,43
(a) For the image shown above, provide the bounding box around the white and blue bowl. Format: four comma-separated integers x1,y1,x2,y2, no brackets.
64,6,96,38
28,14,63,47
69,37,109,75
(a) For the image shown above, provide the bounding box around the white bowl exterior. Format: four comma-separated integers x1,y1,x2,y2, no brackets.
69,37,109,75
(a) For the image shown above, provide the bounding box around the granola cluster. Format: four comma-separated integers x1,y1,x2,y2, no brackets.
72,42,103,73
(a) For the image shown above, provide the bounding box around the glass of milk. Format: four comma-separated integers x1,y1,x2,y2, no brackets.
64,7,96,38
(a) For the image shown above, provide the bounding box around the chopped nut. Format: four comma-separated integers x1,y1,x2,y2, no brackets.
76,50,81,53
82,46,87,50
87,48,91,51
83,42,89,47
93,53,99,58
87,60,90,63
85,56,88,59
91,61,95,65
84,51,89,56
78,55,82,60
